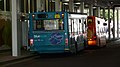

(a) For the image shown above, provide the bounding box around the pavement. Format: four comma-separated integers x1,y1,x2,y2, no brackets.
0,38,119,66
0,49,36,65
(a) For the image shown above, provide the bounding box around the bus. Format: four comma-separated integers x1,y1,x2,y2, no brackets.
87,16,107,47
28,12,87,53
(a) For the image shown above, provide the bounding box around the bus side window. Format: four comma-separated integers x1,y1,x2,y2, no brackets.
97,21,100,24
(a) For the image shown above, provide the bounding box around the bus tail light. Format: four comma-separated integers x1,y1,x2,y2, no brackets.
32,14,35,18
30,39,34,46
62,13,64,18
93,36,97,40
65,38,68,46
88,40,96,45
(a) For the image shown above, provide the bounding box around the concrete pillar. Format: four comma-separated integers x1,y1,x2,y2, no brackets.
24,0,26,13
113,8,115,39
96,7,100,17
4,0,6,11
55,0,61,11
89,4,93,16
12,0,21,56
32,0,34,12
37,0,45,12
22,17,28,48
22,0,29,49
108,6,111,39
103,8,105,19
117,9,119,38
69,0,74,12
20,0,28,49
28,0,30,13
48,0,52,11
45,0,48,12
80,2,84,13
80,2,85,35
42,0,45,11
36,0,41,12
10,0,12,11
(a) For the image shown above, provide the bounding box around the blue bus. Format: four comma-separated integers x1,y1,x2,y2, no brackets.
28,12,87,53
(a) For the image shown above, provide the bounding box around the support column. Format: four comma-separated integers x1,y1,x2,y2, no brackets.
36,0,41,12
10,0,12,11
96,7,100,17
55,0,61,11
80,2,84,13
113,8,115,39
108,6,111,39
80,2,85,35
89,4,93,16
32,0,34,12
117,9,119,38
24,0,26,13
37,0,45,12
28,0,30,13
69,0,74,12
45,0,48,12
103,8,105,19
12,0,21,56
21,15,28,48
42,0,45,11
22,0,28,49
4,0,6,11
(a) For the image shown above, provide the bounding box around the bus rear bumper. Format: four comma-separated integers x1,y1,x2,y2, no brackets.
35,49,70,54
87,40,97,46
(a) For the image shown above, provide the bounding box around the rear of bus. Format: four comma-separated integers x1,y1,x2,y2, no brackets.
87,16,97,46
87,16,107,47
28,12,69,53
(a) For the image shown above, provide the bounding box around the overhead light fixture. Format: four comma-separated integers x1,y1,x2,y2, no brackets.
110,1,113,4
64,0,69,1
63,3,68,5
85,4,88,7
75,2,81,5
93,7,96,9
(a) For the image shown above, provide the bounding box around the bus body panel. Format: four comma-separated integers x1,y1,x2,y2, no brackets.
29,31,66,53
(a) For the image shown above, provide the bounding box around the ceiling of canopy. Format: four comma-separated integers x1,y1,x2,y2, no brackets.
62,0,120,8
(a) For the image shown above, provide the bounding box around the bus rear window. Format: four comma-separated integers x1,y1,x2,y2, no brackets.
33,19,64,31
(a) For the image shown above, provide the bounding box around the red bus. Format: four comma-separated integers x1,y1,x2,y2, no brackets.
87,16,107,47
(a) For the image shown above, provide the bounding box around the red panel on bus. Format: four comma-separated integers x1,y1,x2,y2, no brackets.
87,16,96,45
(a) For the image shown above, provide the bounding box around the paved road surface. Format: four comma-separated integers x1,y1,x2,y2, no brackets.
1,40,120,67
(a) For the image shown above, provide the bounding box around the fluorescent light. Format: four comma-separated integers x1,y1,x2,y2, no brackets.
75,3,81,5
63,3,68,5
64,0,69,1
93,7,96,9
69,14,87,19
